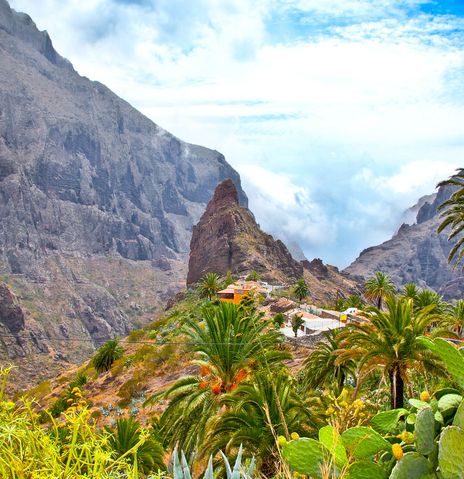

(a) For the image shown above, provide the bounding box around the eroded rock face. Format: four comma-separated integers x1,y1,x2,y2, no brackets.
187,179,304,284
344,186,463,300
0,0,248,386
0,282,24,333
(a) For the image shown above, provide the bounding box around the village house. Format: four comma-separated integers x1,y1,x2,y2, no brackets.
217,280,270,304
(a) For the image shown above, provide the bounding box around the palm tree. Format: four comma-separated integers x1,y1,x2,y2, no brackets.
444,299,464,337
198,272,221,300
145,302,290,455
401,283,419,302
337,296,449,408
364,271,396,310
106,418,165,474
414,289,445,314
294,278,309,302
273,312,285,328
205,371,312,476
437,168,464,268
344,295,364,309
91,339,124,373
223,271,236,287
291,314,305,337
303,329,355,394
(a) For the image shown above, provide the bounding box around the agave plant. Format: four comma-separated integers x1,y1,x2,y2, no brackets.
171,444,255,479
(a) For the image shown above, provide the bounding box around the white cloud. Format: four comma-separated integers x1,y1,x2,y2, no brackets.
8,0,464,266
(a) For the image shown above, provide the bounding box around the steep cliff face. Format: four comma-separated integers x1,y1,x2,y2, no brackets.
187,180,304,284
344,185,463,300
0,0,247,386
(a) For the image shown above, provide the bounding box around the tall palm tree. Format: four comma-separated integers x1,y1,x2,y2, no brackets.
145,302,290,455
303,329,355,394
198,272,221,300
337,296,448,408
364,271,396,310
294,278,309,303
205,371,312,476
444,299,464,337
437,168,464,268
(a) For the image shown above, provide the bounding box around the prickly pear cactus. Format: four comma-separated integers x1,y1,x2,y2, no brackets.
438,426,464,479
341,426,390,459
415,407,435,455
281,438,325,479
389,452,431,479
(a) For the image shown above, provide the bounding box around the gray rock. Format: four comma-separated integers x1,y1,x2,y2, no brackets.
344,185,464,300
0,0,248,383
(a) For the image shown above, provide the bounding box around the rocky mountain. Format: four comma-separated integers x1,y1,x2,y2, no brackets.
186,179,362,303
0,0,247,386
187,179,303,284
344,185,463,300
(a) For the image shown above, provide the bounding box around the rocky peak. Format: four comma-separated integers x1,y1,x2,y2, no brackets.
0,0,71,69
205,179,239,213
187,180,303,285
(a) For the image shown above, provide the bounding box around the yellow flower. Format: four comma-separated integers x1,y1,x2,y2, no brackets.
392,443,404,460
352,399,365,410
399,431,414,444
291,432,300,440
339,400,349,409
277,435,287,446
420,391,430,402
4,401,15,411
325,406,335,416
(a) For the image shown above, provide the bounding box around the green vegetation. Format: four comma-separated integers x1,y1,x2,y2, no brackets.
293,278,309,302
438,168,464,268
198,272,222,300
92,339,124,373
246,270,260,281
3,266,464,478
291,313,305,337
364,271,396,309
337,296,450,408
106,418,165,474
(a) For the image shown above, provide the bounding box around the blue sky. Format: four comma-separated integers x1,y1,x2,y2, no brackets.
9,0,464,267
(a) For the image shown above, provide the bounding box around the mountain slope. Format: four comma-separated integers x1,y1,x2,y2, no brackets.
344,185,463,300
0,0,246,384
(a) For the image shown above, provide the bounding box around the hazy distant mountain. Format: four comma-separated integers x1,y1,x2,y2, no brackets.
344,185,464,300
0,0,246,386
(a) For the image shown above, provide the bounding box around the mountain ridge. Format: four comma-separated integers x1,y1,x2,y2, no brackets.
344,185,463,299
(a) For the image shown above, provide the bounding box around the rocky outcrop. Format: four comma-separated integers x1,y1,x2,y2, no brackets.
0,282,25,333
0,0,247,386
187,179,304,284
344,185,463,300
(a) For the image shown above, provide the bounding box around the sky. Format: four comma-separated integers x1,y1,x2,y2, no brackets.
9,0,464,267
